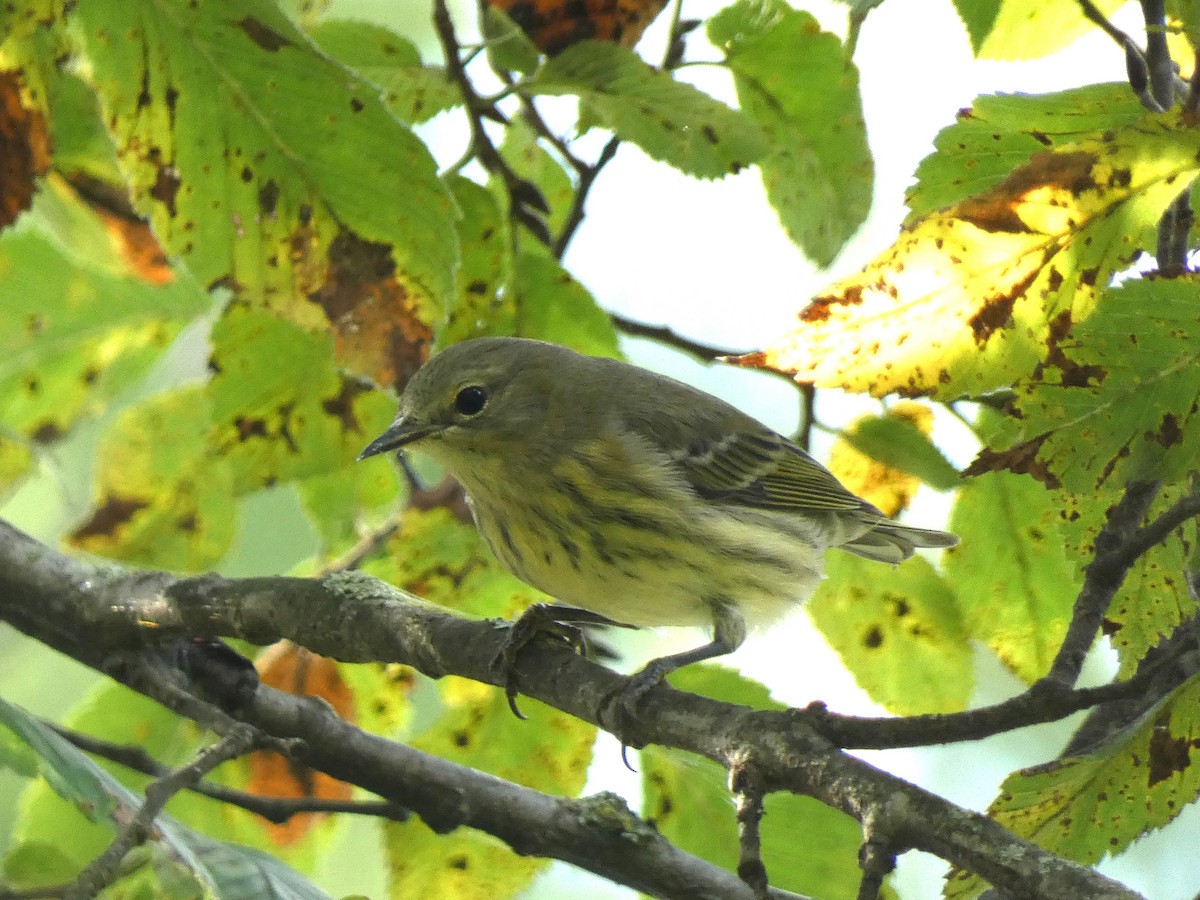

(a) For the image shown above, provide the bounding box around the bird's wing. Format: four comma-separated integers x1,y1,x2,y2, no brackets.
661,416,870,513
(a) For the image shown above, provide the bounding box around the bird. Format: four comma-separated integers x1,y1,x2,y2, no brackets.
359,336,958,714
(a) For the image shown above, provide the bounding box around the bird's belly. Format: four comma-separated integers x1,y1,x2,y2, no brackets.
472,495,824,631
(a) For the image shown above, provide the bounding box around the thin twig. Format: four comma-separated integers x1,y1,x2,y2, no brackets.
317,516,403,575
1077,0,1159,108
62,726,258,900
1186,46,1200,115
552,135,620,258
432,0,552,245
518,96,589,177
1046,480,1161,686
50,723,410,825
610,313,742,360
1141,0,1175,108
855,824,896,900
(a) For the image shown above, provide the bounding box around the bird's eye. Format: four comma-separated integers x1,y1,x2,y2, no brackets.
454,385,488,416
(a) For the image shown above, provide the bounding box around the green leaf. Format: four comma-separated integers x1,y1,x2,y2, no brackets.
68,385,237,569
178,832,334,900
295,462,401,556
74,0,457,325
513,248,620,358
943,472,1078,682
307,20,459,125
0,434,33,498
908,84,1148,219
482,5,542,75
207,304,395,493
277,0,333,27
0,698,117,826
841,413,960,491
531,41,768,179
3,706,332,898
0,215,207,444
946,674,1200,899
643,667,890,899
443,175,517,344
41,59,125,186
808,554,971,714
709,0,872,265
954,0,1125,60
988,277,1200,493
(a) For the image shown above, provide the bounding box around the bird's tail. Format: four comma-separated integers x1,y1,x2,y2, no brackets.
840,520,958,565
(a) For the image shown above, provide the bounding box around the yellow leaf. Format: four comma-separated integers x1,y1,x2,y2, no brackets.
739,111,1200,399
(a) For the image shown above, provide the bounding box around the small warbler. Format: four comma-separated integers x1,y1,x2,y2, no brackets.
359,337,957,708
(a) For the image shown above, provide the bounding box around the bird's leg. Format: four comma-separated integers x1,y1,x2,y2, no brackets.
607,603,747,727
495,603,637,718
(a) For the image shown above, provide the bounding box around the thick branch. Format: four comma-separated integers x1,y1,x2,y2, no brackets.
0,519,1147,899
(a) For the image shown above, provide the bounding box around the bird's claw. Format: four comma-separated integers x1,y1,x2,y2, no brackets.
600,660,673,771
494,604,632,718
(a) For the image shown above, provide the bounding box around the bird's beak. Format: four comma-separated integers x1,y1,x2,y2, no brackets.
357,418,439,461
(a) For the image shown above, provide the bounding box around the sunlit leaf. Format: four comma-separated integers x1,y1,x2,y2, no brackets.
1052,485,1198,677
738,110,1200,399
834,402,958,507
907,84,1147,219
953,0,1125,60
809,554,970,714
973,278,1200,493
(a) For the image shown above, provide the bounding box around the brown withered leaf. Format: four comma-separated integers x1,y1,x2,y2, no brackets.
486,0,669,54
68,174,174,285
247,641,355,845
0,69,52,228
310,230,432,388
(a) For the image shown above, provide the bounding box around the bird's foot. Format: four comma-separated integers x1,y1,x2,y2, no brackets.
494,604,634,719
600,657,678,770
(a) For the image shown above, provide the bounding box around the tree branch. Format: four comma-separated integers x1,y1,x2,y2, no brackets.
1046,480,1160,685
0,519,1148,898
50,723,411,825
432,0,553,245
